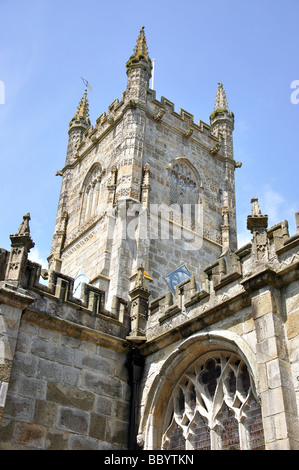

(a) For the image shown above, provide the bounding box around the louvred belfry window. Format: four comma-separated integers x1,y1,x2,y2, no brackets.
162,352,265,450
80,164,103,223
169,160,198,230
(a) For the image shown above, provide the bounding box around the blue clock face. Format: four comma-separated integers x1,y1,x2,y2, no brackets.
164,265,191,294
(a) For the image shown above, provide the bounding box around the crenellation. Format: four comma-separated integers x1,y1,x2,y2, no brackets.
21,258,130,329
145,214,299,346
160,96,175,111
108,98,120,114
149,93,222,142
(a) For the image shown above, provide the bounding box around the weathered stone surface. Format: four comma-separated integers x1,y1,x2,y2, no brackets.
34,400,58,427
57,407,89,434
14,422,46,449
46,429,68,450
68,434,100,450
89,413,106,440
106,418,129,447
46,382,95,411
94,396,113,416
3,395,35,422
82,371,122,398
31,337,75,365
0,417,14,445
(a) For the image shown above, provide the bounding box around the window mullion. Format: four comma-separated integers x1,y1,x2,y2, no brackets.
210,427,222,450
238,420,251,450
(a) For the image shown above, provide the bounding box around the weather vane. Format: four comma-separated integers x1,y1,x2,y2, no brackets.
81,77,93,91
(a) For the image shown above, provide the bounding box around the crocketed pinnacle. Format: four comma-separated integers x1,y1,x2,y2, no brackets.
10,212,34,250
127,26,151,66
214,82,229,111
16,213,31,236
70,89,91,127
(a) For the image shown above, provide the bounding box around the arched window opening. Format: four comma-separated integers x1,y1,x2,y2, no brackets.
80,164,103,223
162,352,264,451
169,159,199,230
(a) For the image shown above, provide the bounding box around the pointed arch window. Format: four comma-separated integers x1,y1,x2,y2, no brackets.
169,158,200,230
80,164,103,223
162,352,265,450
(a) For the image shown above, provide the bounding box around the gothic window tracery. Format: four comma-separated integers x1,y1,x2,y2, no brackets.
80,164,103,223
162,352,265,450
169,159,199,230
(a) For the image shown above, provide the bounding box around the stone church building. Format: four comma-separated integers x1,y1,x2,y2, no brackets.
0,27,298,450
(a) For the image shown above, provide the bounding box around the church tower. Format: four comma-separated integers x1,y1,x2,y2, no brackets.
48,27,239,309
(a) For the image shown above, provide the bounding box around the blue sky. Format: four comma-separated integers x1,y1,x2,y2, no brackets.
0,0,298,267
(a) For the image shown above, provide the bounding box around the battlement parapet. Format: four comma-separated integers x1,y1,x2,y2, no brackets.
4,211,297,345
148,250,243,326
146,213,299,347
2,209,299,350
6,258,131,339
61,90,225,174
149,94,221,145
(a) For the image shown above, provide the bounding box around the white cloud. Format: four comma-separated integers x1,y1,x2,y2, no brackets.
236,184,298,247
237,229,252,249
28,247,48,268
259,185,285,225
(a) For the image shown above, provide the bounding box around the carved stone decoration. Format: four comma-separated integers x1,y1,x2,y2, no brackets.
250,197,262,217
221,206,230,254
136,434,145,447
184,128,193,138
209,142,221,155
107,166,118,206
6,213,35,287
247,198,269,262
153,109,165,122
127,266,150,343
141,163,150,207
